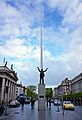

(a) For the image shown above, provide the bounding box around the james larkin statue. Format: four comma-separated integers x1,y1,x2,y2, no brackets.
37,67,48,84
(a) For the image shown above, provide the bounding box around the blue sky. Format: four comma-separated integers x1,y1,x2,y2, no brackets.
0,0,82,88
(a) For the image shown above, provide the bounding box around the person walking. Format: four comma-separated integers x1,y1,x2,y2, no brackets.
20,98,25,108
49,98,51,106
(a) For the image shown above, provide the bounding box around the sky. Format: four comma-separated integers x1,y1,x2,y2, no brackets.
0,0,82,88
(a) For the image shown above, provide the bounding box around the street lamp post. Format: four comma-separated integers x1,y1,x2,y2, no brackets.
61,88,64,116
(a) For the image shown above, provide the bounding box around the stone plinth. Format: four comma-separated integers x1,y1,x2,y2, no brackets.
38,84,45,110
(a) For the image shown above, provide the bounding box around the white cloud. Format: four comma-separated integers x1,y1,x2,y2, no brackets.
62,1,82,27
0,38,28,58
47,0,82,28
0,0,32,37
0,36,55,63
47,0,70,11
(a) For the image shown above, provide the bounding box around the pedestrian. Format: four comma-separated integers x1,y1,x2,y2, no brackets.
21,98,25,108
31,99,35,107
46,97,48,107
49,98,51,106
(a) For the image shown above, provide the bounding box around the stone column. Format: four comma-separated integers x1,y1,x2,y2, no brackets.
9,81,11,101
14,84,17,99
15,84,16,99
12,82,14,100
10,82,12,100
12,82,15,100
1,77,5,103
13,84,14,99
13,83,15,99
5,80,8,103
8,81,10,102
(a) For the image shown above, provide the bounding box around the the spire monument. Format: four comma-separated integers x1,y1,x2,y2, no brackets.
37,3,48,110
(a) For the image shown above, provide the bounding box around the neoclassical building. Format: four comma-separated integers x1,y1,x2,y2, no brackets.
57,78,72,96
0,65,18,103
72,73,82,93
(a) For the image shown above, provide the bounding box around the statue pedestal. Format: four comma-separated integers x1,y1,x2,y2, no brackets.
38,84,45,110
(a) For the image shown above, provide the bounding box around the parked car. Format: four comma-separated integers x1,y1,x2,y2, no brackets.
0,105,4,114
54,99,60,106
9,100,20,108
24,97,30,104
63,101,75,110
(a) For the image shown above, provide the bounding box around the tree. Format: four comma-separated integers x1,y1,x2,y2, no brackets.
45,88,53,99
26,85,37,100
63,92,82,101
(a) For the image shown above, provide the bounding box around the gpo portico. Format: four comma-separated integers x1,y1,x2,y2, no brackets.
0,65,18,104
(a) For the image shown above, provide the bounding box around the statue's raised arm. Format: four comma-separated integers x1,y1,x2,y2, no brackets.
43,68,48,72
37,67,41,72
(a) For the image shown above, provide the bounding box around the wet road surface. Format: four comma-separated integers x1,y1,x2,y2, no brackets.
0,102,82,120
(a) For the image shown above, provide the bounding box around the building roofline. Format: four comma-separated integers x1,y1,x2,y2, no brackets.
0,65,18,81
72,72,82,81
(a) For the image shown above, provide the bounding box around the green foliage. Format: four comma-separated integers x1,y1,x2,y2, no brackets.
76,92,82,98
63,92,82,100
26,87,32,97
27,85,37,92
63,94,71,99
26,85,37,100
45,88,53,99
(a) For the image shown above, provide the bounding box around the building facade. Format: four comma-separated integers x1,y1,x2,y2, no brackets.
72,73,82,93
16,83,26,96
57,78,72,96
0,65,18,104
53,87,58,98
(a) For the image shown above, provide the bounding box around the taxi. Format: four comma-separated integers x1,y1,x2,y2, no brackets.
63,101,75,110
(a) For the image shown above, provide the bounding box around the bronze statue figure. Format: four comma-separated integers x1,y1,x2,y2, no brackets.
37,67,48,84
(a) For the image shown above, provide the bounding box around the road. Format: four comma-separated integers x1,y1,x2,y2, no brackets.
0,102,82,120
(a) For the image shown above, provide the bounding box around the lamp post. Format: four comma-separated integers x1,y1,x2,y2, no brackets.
61,88,64,116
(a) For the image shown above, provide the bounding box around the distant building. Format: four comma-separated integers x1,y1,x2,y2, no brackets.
58,78,72,96
0,65,18,103
16,83,26,96
72,73,82,93
53,87,58,98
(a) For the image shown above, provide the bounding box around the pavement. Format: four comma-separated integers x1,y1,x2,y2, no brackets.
0,102,82,120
